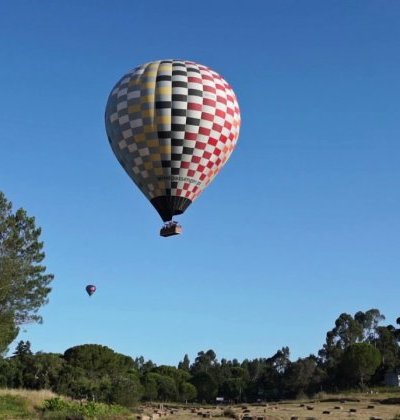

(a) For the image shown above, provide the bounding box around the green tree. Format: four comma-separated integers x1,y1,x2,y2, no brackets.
13,340,33,357
153,365,194,402
0,357,17,387
254,349,291,401
270,347,290,374
241,358,265,401
375,326,399,369
63,344,136,377
156,374,178,401
179,381,197,402
0,312,18,355
154,365,190,383
354,309,385,342
178,354,190,372
220,377,246,402
23,352,64,390
134,355,156,373
318,312,364,387
191,371,218,403
0,192,53,352
143,372,177,401
330,313,363,348
60,344,141,403
142,372,158,401
339,343,381,387
218,358,234,384
370,325,399,385
191,350,217,375
11,340,33,388
283,355,326,398
55,364,88,398
109,374,143,406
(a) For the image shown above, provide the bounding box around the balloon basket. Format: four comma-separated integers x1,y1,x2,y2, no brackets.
160,223,182,237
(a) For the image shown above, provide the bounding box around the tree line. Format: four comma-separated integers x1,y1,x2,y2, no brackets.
0,308,399,406
1,191,400,406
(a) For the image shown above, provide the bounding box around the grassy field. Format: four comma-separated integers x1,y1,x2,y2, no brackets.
0,389,56,419
0,388,135,419
1,389,400,419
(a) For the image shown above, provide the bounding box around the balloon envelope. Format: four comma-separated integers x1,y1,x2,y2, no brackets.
105,59,240,221
85,285,96,296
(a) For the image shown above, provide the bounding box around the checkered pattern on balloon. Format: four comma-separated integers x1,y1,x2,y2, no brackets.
105,60,241,223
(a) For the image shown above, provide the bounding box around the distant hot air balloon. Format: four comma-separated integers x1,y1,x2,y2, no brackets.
105,60,241,236
85,285,96,297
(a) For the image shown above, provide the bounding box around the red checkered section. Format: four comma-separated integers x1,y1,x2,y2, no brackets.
178,62,240,201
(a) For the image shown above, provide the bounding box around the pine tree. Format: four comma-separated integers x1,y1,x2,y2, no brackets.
0,192,54,351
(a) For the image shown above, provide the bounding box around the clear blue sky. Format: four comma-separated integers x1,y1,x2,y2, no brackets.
1,1,399,365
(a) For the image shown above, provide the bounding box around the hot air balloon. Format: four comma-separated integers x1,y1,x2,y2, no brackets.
85,285,96,297
105,60,241,237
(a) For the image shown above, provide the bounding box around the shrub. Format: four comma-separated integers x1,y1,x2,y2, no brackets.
42,397,130,418
43,397,71,411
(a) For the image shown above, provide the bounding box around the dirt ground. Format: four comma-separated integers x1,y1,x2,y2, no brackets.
139,398,400,419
